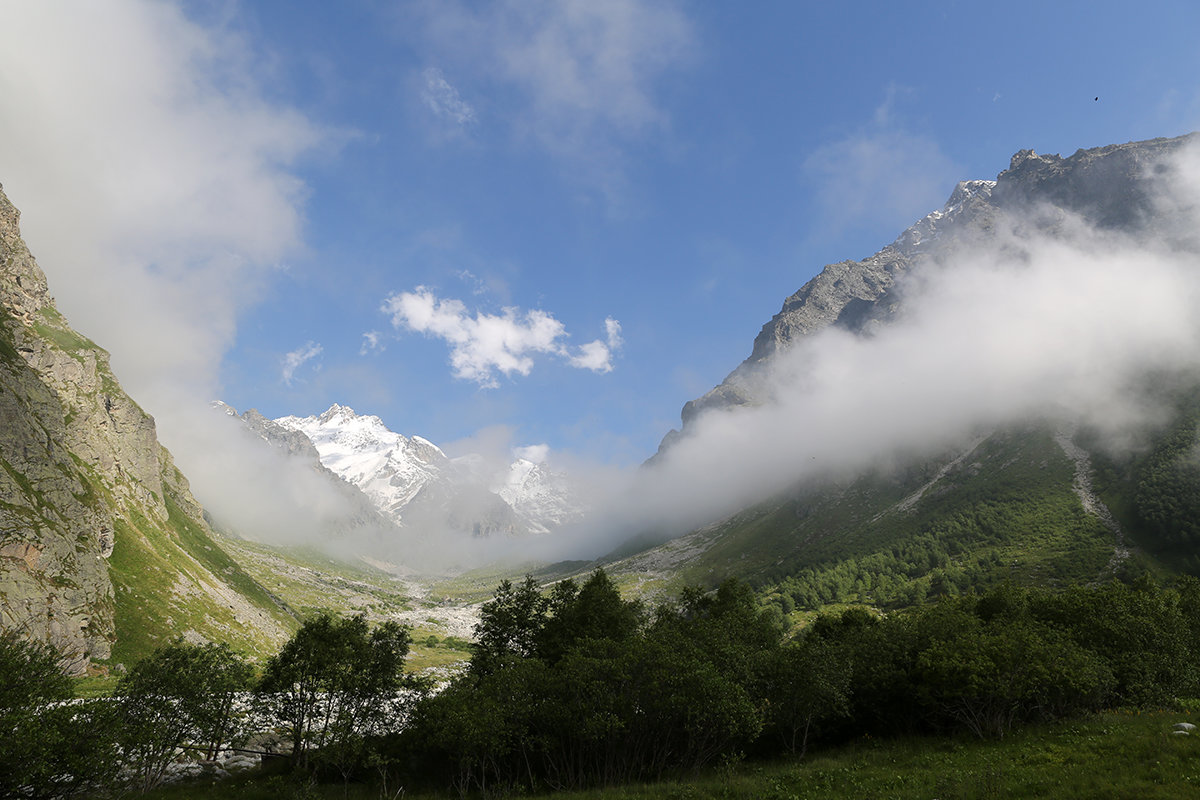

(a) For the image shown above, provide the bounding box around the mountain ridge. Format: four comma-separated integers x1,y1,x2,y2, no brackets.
623,133,1200,602
658,134,1200,457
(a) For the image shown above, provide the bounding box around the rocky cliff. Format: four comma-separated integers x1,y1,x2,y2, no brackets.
0,185,291,673
659,134,1200,452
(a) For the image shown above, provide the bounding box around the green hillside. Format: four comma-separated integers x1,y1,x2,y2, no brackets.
604,421,1181,612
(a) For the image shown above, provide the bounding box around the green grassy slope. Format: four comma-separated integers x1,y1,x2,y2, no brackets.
105,497,296,667
606,425,1142,611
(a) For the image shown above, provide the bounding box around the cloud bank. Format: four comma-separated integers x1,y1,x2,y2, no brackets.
0,1,323,407
383,287,621,386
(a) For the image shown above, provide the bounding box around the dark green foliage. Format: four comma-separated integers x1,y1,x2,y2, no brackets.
472,569,644,674
1134,402,1200,550
258,613,417,775
9,574,1200,798
760,635,852,755
913,604,1113,738
408,571,767,793
538,570,643,665
724,428,1119,611
470,576,547,674
1030,578,1198,706
412,656,550,795
1084,387,1200,572
407,573,1200,794
116,640,255,792
0,633,119,799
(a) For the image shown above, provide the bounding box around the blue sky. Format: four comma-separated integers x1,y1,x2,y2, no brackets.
3,0,1200,469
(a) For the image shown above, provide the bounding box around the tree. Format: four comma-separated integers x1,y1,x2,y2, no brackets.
1032,579,1196,706
762,636,852,756
412,657,547,795
117,640,254,792
0,633,119,799
471,576,547,674
258,613,414,773
914,611,1112,738
537,569,643,665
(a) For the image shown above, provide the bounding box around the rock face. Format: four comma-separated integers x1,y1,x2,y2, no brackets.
0,185,288,673
658,134,1200,453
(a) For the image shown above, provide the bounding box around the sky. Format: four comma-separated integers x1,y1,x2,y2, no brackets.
2,0,1200,482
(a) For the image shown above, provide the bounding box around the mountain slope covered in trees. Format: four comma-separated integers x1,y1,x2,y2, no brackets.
612,134,1200,604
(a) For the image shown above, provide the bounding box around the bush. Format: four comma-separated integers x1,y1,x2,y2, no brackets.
0,633,119,798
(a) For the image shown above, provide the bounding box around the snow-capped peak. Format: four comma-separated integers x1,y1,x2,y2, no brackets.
274,404,582,535
894,179,996,253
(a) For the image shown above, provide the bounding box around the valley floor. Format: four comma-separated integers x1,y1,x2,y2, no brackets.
142,708,1199,800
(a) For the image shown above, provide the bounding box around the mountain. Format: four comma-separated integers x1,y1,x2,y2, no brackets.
0,185,292,674
213,401,402,538
621,134,1200,603
495,457,581,534
275,404,582,537
660,135,1197,450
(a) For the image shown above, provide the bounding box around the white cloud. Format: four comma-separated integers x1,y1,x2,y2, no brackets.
0,1,326,443
360,330,384,355
410,0,694,188
382,287,620,385
567,316,623,373
281,341,323,385
421,66,476,129
490,0,692,138
514,443,550,464
803,87,962,237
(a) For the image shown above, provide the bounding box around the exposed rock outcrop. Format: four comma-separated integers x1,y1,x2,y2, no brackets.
1,185,290,673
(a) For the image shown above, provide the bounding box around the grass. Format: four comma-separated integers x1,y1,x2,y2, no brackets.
212,537,472,672
73,673,120,698
163,495,289,621
138,709,1200,799
217,539,410,614
104,497,296,669
31,319,100,361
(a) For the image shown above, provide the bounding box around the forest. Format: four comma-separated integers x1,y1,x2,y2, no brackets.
5,569,1200,798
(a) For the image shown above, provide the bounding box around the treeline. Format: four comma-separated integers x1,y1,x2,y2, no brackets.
394,571,1200,795
0,613,419,798
6,572,1200,798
